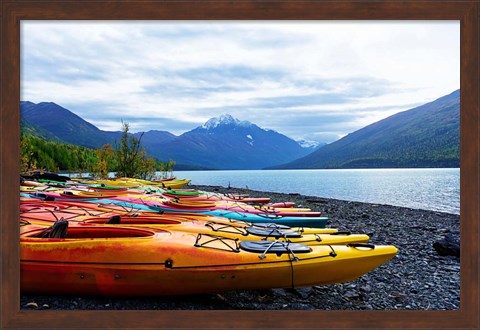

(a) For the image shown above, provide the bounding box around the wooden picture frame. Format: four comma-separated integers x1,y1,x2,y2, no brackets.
2,1,478,329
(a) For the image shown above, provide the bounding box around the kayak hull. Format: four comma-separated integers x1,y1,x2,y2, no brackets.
21,227,397,296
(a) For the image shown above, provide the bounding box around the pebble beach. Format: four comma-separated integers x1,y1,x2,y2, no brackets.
21,184,460,311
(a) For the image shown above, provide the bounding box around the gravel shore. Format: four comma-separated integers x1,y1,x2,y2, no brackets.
21,184,460,311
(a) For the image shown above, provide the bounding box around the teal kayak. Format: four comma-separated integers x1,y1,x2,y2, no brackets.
204,209,329,228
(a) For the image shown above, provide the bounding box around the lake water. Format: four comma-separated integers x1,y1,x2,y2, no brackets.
174,168,460,215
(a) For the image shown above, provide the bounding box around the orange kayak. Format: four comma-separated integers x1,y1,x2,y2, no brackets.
21,223,397,296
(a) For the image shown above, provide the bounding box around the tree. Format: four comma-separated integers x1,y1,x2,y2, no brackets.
92,144,115,178
20,134,37,173
114,121,150,178
166,159,176,178
137,153,157,180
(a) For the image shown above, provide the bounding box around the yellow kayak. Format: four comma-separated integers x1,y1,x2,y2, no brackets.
112,177,192,189
20,223,397,296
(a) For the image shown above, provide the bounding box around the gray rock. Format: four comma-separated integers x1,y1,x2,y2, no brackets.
294,287,312,299
360,284,372,293
433,233,460,257
343,290,361,300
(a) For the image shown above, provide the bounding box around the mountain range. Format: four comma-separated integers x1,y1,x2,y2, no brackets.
20,104,314,169
141,114,316,169
20,89,460,170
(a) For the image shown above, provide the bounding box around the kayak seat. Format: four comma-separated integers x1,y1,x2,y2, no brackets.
106,215,121,224
38,219,69,238
251,223,291,230
239,240,311,254
245,227,302,238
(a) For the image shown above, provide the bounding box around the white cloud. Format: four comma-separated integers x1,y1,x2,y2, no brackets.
21,21,459,143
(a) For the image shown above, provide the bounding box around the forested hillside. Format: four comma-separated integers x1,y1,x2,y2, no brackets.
271,90,460,169
20,134,100,174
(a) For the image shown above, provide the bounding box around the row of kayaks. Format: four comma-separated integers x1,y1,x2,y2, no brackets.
19,176,398,296
21,177,329,228
22,176,192,190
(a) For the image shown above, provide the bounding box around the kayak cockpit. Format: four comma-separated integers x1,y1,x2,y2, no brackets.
22,220,160,240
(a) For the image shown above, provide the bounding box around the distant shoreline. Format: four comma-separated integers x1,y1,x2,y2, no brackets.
171,167,461,172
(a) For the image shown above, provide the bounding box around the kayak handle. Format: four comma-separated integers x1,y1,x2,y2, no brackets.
347,243,375,250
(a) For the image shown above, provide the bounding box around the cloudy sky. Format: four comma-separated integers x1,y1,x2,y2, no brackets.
21,21,459,143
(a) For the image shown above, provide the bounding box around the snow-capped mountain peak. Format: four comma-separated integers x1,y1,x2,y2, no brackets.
202,114,252,130
296,139,322,149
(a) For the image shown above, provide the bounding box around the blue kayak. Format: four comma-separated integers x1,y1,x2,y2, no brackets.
204,210,329,228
